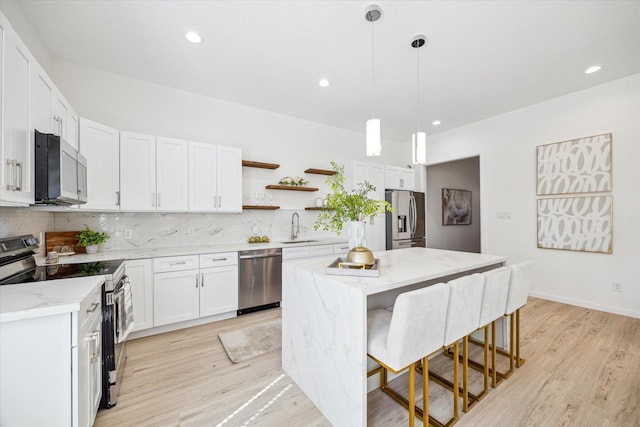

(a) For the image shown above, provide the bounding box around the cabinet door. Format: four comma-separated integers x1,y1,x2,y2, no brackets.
400,168,416,191
153,269,199,326
282,246,310,260
79,118,120,210
88,313,102,425
216,145,242,212
30,67,54,135
156,137,188,211
199,265,239,317
308,245,334,258
120,132,156,211
188,141,217,211
126,259,154,331
52,94,69,143
76,323,90,427
1,26,33,205
67,109,79,151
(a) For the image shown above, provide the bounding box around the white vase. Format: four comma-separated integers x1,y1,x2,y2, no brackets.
85,245,98,254
347,221,367,249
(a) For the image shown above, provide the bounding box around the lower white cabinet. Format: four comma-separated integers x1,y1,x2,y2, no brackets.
126,259,154,331
0,283,102,427
283,244,335,260
153,253,238,327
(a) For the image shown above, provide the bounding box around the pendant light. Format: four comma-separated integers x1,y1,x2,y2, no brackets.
411,35,427,165
365,5,382,157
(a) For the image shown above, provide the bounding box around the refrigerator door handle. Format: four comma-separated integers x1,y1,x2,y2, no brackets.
409,195,417,236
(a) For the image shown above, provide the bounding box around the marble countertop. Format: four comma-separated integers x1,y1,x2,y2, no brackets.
284,247,507,295
0,276,104,323
35,238,348,265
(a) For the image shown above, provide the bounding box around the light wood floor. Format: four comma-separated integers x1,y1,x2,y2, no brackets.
94,298,640,427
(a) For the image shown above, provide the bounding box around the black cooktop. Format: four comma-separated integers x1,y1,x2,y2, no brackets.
0,258,124,285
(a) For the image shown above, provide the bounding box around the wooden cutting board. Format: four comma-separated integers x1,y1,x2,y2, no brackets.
45,231,87,255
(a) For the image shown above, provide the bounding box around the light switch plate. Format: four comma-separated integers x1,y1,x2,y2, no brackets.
496,211,512,219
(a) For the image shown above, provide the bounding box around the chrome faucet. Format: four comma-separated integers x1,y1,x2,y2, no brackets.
291,212,300,240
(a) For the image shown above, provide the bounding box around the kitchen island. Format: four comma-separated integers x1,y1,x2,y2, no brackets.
282,247,506,427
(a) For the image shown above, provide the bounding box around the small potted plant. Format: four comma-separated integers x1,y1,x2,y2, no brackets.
76,227,109,254
314,162,392,251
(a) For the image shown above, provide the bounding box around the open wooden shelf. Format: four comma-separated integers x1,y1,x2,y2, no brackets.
304,207,332,211
242,205,280,210
242,160,280,169
265,185,319,192
304,168,336,176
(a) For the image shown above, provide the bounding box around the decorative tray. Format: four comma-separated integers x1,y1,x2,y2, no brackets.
325,257,380,277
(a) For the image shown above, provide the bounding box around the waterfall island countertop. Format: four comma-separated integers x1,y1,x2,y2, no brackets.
281,247,507,427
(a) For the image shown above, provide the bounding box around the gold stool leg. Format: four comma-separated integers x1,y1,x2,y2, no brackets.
409,362,415,427
462,336,469,412
491,320,498,388
483,325,489,395
423,356,429,427
516,309,523,368
452,341,459,422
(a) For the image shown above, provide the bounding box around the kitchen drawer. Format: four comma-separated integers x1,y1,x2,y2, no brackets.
308,245,334,258
333,243,350,254
200,251,238,268
282,246,310,260
74,284,102,346
153,255,199,273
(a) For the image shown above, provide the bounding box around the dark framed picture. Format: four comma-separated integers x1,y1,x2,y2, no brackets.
442,188,472,225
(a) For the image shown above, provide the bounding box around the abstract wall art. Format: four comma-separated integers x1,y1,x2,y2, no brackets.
537,195,612,254
537,133,612,195
442,188,472,225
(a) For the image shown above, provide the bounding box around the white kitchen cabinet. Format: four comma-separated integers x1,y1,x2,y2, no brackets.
333,242,350,254
283,244,334,260
385,165,415,191
120,132,189,211
120,131,156,211
1,17,34,206
0,283,102,427
156,136,189,211
153,253,238,327
79,118,120,210
153,268,200,326
188,141,242,212
199,252,238,317
126,259,154,332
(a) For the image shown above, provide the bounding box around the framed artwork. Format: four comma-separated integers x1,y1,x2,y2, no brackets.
442,188,472,225
537,195,612,254
536,133,612,195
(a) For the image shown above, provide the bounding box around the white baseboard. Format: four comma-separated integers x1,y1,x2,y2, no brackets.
529,291,640,319
128,311,237,340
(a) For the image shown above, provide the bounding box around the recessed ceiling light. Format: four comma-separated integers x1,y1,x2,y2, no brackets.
185,31,202,44
318,79,330,87
432,120,441,126
585,65,602,74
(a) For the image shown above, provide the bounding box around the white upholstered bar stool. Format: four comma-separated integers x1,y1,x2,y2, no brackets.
367,283,450,427
470,267,511,394
503,261,533,374
427,273,484,423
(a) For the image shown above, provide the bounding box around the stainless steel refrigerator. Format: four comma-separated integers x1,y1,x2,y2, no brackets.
385,190,426,249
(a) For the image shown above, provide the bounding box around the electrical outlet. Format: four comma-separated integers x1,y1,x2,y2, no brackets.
187,228,195,236
496,211,512,219
124,229,132,240
612,282,623,293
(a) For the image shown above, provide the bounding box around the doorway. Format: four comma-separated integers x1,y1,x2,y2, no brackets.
425,156,481,253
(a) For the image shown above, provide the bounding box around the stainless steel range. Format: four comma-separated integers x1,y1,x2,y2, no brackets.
0,234,133,409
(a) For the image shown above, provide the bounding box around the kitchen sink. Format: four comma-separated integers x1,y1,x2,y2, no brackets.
280,240,319,244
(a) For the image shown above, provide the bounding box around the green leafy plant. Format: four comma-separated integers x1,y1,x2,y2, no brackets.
279,176,308,186
314,162,392,235
76,227,109,247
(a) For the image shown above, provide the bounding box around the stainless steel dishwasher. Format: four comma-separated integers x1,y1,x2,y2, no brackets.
238,248,282,315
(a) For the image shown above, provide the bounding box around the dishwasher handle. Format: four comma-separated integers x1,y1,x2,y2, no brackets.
239,253,282,260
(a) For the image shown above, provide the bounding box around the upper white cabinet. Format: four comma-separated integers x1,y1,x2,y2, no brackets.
1,17,34,206
188,142,241,212
385,166,415,191
120,132,188,211
156,137,189,211
79,118,120,211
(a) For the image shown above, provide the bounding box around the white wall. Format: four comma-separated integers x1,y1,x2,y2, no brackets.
0,1,52,73
426,73,640,318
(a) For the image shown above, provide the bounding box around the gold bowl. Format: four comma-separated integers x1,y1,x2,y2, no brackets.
346,246,375,267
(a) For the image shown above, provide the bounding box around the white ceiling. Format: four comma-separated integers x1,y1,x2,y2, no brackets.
14,0,640,142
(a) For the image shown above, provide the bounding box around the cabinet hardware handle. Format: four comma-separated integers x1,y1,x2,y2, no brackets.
201,273,204,287
195,273,199,288
157,193,161,207
169,261,187,265
116,191,120,206
211,258,227,262
15,162,23,191
86,302,99,313
5,160,16,191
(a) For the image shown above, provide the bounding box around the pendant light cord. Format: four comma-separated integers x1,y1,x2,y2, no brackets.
371,21,375,118
416,45,421,133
